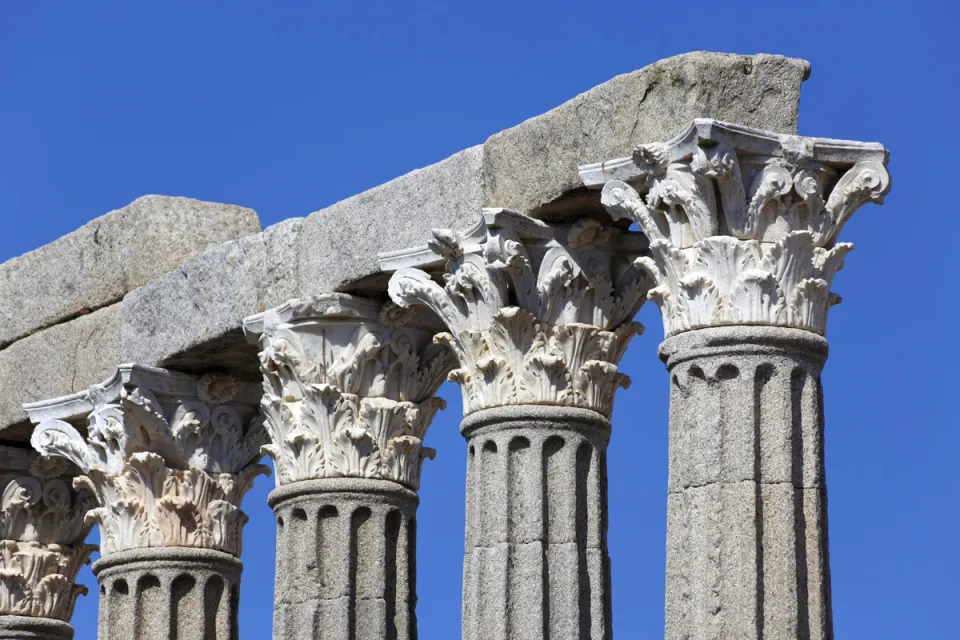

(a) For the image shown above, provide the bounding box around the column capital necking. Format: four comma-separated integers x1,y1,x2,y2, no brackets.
581,118,891,337
243,293,452,490
384,208,649,418
26,366,268,558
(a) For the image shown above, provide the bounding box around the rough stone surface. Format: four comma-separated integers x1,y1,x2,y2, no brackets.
0,616,74,640
459,405,612,640
268,478,419,640
659,325,832,640
298,145,485,296
484,52,809,216
119,217,303,377
0,195,261,349
0,304,121,441
92,547,242,640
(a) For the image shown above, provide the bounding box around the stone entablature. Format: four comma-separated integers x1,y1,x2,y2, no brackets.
0,53,811,441
581,119,891,337
243,294,451,490
383,208,648,418
26,366,268,557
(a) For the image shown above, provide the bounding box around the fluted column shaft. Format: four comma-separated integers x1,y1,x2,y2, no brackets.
269,478,418,640
660,326,831,640
460,406,611,640
92,547,240,640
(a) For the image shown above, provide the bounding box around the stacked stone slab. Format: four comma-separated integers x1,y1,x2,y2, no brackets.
583,119,890,639
243,295,451,639
26,366,268,639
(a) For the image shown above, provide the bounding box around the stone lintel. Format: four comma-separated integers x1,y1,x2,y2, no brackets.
0,195,261,350
2,51,809,437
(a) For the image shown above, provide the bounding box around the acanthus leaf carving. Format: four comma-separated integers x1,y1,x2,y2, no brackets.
584,119,890,337
0,540,94,621
246,295,453,490
387,209,648,418
29,366,267,557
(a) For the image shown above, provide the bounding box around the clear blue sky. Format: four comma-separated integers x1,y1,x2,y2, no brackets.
1,1,956,638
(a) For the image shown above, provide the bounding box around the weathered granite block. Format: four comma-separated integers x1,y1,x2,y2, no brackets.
298,145,486,295
304,52,808,297
0,304,121,440
484,52,809,215
0,195,261,349
119,218,303,376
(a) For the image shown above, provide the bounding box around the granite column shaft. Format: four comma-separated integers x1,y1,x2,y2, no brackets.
660,327,831,640
270,479,418,640
93,548,241,640
461,406,611,640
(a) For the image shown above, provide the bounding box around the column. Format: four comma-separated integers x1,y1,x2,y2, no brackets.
0,446,95,640
583,118,891,640
26,366,268,640
385,209,649,639
243,294,451,640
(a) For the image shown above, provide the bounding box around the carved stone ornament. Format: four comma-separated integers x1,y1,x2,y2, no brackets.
382,208,649,418
579,119,891,337
0,446,96,621
243,294,453,490
26,366,269,557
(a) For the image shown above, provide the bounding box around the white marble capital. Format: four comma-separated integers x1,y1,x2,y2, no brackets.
243,294,452,490
26,366,268,558
383,208,649,418
580,119,891,337
0,447,95,622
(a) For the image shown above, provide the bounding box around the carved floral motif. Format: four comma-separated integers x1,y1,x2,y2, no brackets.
0,475,93,546
248,295,452,489
387,209,648,417
0,459,96,621
580,119,891,336
0,540,93,621
29,367,268,557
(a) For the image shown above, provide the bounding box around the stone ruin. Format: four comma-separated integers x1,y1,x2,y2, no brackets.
0,52,890,639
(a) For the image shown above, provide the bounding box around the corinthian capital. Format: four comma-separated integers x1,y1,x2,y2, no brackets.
383,208,649,418
243,294,452,490
0,447,95,621
580,119,891,337
26,366,268,557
